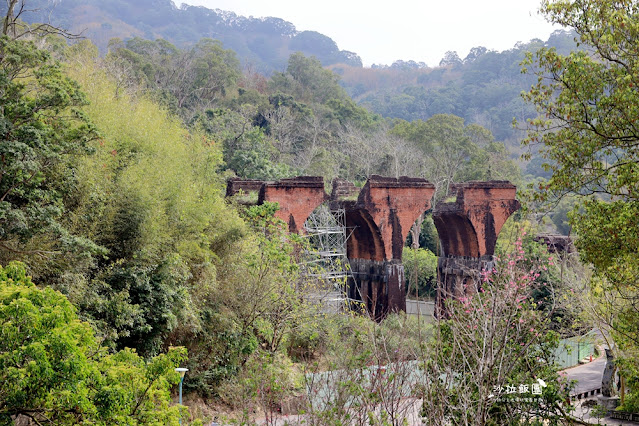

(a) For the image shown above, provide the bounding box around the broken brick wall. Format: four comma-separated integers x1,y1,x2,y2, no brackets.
433,181,520,316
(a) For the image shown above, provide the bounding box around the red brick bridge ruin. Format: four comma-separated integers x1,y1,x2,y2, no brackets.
227,176,520,319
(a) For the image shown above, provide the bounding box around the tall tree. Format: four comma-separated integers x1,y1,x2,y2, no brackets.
109,37,240,119
522,0,639,410
0,23,99,263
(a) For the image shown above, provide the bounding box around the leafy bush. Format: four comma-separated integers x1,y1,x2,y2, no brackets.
403,247,437,298
0,261,186,425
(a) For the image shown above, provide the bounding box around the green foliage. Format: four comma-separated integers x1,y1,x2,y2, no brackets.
235,351,303,419
522,0,639,203
5,0,362,74
0,261,186,425
352,36,559,145
290,31,362,67
0,8,572,421
228,148,292,180
495,219,578,333
55,44,247,357
0,35,101,264
390,114,520,197
522,0,639,409
403,247,437,298
422,242,571,424
109,37,241,119
549,196,576,236
405,214,439,253
224,125,293,180
270,52,376,129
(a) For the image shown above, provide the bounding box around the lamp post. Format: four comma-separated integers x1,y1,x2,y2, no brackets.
175,367,188,425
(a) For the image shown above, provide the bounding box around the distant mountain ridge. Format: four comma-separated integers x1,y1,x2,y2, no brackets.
3,0,362,73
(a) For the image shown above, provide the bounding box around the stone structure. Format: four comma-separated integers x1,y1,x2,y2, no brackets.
432,181,520,315
227,176,327,233
226,178,264,197
335,176,435,319
598,349,621,410
226,176,519,320
534,234,575,254
330,178,359,200
601,349,616,398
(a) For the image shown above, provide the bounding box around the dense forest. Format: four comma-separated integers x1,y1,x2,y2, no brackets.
335,29,578,149
0,0,363,72
1,0,639,424
0,0,582,181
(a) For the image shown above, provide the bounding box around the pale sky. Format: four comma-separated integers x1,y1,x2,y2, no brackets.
179,0,562,67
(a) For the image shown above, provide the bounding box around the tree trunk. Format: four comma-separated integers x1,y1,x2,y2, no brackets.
410,212,424,250
408,212,425,298
3,0,18,36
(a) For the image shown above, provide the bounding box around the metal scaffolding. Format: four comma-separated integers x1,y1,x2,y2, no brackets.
302,203,354,311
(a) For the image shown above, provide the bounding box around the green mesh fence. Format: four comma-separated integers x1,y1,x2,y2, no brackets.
555,335,596,369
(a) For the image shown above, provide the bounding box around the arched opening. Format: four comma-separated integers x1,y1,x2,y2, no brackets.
404,211,439,302
343,207,385,261
432,212,480,258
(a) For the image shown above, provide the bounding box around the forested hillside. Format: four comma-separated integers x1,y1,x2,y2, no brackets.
5,0,639,424
332,29,578,150
0,0,362,72
0,3,541,421
0,0,579,175
100,36,522,190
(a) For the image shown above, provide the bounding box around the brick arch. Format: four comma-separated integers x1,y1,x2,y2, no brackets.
344,207,385,261
226,176,521,320
259,176,327,234
433,181,521,317
357,176,436,261
432,212,480,258
432,182,520,258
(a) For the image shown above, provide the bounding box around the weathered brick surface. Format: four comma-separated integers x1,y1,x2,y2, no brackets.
347,258,406,320
342,176,435,316
433,181,520,317
342,203,386,261
225,178,265,197
433,181,520,257
355,175,436,260
435,256,494,317
330,178,360,200
259,176,327,234
225,176,520,320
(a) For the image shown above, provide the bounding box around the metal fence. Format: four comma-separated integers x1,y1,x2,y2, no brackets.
554,334,596,369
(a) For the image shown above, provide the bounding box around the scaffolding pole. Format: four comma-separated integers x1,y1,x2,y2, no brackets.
302,203,357,311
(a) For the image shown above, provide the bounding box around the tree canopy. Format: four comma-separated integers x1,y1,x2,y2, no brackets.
523,0,639,411
0,261,186,425
0,34,102,268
